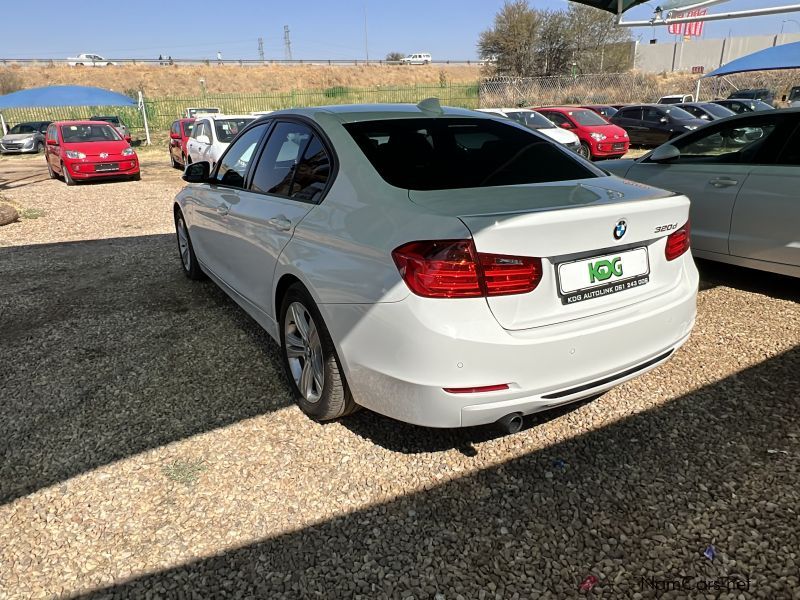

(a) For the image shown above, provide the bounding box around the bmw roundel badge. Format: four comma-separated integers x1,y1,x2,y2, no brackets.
613,219,627,240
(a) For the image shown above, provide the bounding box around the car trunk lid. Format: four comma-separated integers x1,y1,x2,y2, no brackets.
408,177,691,330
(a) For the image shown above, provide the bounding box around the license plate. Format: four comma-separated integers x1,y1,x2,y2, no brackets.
557,247,650,305
94,163,119,172
612,143,625,151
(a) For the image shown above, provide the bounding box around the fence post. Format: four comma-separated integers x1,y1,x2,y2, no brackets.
138,91,152,146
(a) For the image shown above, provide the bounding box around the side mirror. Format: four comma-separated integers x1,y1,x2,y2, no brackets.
124,135,132,143
197,134,211,145
649,144,680,163
560,122,573,129
46,138,58,146
170,132,181,139
182,161,211,183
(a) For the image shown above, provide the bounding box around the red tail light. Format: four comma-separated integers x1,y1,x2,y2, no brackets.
665,221,691,261
392,239,542,298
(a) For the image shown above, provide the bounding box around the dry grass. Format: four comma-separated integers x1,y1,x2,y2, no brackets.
0,63,483,97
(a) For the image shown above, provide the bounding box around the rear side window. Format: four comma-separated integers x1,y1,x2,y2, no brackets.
250,122,313,196
616,108,641,120
345,117,597,191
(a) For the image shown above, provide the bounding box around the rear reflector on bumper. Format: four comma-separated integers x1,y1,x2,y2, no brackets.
443,384,510,394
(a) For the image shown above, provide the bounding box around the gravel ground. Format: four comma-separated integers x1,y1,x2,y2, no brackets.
0,151,798,599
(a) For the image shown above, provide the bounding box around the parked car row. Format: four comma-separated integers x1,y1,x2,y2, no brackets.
1,115,130,155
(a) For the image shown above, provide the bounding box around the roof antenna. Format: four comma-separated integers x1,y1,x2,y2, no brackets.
417,97,443,114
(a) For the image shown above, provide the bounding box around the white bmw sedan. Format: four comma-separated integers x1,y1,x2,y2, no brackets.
174,101,698,431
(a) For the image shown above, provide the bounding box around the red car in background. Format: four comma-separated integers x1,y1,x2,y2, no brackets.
168,118,195,169
45,120,140,185
533,106,630,161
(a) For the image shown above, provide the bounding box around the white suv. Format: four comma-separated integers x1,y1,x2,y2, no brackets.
401,53,432,65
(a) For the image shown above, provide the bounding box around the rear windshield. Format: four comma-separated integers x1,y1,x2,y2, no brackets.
214,118,253,143
92,116,120,124
568,109,608,126
61,124,121,143
345,117,597,191
730,91,757,99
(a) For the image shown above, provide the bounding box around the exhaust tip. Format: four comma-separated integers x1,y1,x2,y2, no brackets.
496,412,524,435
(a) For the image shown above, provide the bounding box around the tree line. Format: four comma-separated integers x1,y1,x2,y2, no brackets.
478,0,633,77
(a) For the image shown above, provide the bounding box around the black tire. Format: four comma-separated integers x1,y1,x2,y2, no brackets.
62,163,76,186
170,152,179,169
35,141,44,153
131,172,141,181
578,142,592,160
46,159,57,179
174,209,205,280
181,153,187,168
280,284,357,421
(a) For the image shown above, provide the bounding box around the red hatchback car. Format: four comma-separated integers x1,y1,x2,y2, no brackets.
168,118,195,169
45,120,140,185
533,107,630,161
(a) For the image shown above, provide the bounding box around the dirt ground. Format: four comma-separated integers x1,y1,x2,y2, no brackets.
0,150,798,599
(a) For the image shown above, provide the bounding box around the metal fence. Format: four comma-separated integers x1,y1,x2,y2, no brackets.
0,84,481,136
479,73,698,107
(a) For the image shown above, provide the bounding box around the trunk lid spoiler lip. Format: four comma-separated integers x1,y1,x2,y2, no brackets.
406,179,680,219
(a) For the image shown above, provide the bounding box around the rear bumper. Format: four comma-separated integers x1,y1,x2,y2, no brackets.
322,258,698,428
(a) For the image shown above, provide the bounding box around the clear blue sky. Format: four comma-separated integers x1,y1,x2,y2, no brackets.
1,0,795,60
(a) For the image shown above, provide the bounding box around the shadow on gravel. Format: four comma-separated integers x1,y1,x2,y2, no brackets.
0,235,292,504
77,345,800,599
696,258,799,302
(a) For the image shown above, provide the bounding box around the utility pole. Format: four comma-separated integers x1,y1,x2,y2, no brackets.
283,26,293,61
364,3,369,62
258,37,265,62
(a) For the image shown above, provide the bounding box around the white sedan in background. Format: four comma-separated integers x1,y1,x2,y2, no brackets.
186,114,255,170
476,108,582,154
67,53,116,66
174,101,697,431
604,108,800,278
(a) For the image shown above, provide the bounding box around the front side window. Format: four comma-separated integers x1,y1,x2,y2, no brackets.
541,112,569,127
643,108,666,123
47,125,57,143
211,123,268,188
182,121,194,137
661,119,778,164
250,122,313,196
617,108,641,120
345,117,598,191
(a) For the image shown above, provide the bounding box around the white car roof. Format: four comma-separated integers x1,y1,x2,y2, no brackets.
197,114,255,121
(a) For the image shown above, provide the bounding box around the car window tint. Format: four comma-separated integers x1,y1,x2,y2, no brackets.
250,122,313,196
617,108,640,120
643,108,664,123
544,112,569,127
670,121,778,164
776,124,800,166
211,123,268,188
183,122,194,136
345,117,598,191
289,135,331,203
214,118,254,143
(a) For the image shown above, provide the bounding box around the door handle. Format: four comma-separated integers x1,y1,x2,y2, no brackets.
268,216,292,231
217,203,230,216
709,177,738,188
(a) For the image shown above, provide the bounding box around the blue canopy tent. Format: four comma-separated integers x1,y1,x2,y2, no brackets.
696,41,800,101
0,85,150,144
704,41,800,77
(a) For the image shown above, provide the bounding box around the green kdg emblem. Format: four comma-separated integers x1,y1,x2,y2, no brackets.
588,257,623,283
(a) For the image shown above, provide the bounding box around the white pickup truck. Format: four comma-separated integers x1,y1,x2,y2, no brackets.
67,54,116,67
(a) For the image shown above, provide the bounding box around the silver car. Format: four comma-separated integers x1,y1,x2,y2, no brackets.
604,108,800,278
0,121,50,154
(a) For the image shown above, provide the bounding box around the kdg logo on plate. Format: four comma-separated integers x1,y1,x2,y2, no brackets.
588,257,623,283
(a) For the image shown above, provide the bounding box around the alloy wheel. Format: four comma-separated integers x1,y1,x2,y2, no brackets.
284,302,324,403
176,217,191,270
